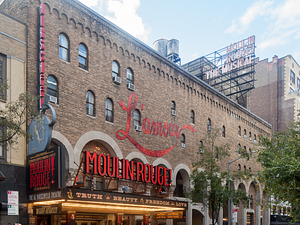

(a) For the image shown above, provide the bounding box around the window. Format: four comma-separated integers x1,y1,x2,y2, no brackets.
171,101,176,116
207,118,211,131
86,91,95,116
59,33,69,61
249,132,252,141
238,126,241,136
79,43,88,70
126,68,133,84
254,134,257,143
112,61,120,77
298,77,300,90
191,110,195,124
291,70,295,84
222,126,225,138
238,144,241,155
105,98,113,122
238,164,241,171
133,109,141,126
181,134,185,148
47,75,58,103
290,87,294,93
0,54,6,98
244,129,247,138
199,141,204,154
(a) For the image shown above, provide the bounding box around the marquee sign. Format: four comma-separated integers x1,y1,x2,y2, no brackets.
116,93,196,157
85,151,172,186
65,189,188,209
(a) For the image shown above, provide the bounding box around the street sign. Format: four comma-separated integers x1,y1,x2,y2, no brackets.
232,208,238,223
8,191,19,215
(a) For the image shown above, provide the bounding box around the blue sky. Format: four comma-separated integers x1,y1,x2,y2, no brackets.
79,0,300,65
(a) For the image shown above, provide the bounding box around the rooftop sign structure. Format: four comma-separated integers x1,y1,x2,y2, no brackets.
182,35,256,108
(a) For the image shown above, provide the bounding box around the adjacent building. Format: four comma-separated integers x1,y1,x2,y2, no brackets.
0,0,272,225
248,55,300,132
0,10,28,225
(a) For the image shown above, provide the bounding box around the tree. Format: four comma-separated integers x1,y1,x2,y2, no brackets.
187,130,249,225
0,81,38,147
257,121,300,221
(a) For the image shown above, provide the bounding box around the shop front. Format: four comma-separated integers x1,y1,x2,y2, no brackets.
27,146,187,225
28,188,187,225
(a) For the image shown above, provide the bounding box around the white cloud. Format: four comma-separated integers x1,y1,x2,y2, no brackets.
79,0,150,43
225,0,273,34
226,0,300,50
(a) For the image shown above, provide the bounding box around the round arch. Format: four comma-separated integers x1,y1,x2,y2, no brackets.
74,131,123,166
172,163,191,186
152,158,172,169
126,152,149,164
52,130,74,169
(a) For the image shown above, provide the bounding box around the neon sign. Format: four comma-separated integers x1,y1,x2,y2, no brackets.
85,151,172,186
116,93,196,157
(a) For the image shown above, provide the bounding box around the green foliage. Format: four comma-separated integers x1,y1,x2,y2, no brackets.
257,121,300,221
0,83,38,147
187,130,249,225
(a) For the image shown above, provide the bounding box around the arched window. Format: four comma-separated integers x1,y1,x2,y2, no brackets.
249,132,252,141
199,141,204,154
238,143,241,155
59,34,69,61
86,91,95,116
47,75,58,104
207,118,212,131
238,126,241,136
79,43,88,70
254,134,257,143
105,98,113,122
238,164,241,171
181,134,185,148
244,129,247,138
126,68,133,84
112,61,119,77
133,109,141,126
171,101,176,116
222,126,225,138
191,110,195,124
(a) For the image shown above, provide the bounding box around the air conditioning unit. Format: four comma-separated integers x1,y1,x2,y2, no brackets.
49,95,57,104
208,126,212,131
113,76,121,84
127,83,135,91
244,135,247,138
181,143,185,148
254,140,257,144
249,137,252,141
135,125,141,132
171,110,176,116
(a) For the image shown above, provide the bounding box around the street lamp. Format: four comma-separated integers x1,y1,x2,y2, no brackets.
228,157,240,225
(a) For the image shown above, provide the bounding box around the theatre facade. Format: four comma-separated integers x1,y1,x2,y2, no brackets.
0,0,272,225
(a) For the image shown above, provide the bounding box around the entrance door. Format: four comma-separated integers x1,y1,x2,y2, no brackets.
247,213,253,225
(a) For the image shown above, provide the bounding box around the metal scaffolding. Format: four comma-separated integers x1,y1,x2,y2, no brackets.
182,44,255,108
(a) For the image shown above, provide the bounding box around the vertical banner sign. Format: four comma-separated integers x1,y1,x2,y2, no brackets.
39,3,46,111
7,191,19,215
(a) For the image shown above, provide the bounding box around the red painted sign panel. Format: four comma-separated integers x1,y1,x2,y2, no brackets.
116,93,196,157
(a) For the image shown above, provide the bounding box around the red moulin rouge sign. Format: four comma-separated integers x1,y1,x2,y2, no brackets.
27,146,65,193
38,3,46,110
116,93,196,157
85,151,172,186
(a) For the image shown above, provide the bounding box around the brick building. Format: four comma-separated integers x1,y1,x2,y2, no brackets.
0,10,28,224
0,1,271,225
248,55,300,132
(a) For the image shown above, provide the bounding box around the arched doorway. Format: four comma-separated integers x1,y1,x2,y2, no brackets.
174,169,190,197
192,209,204,225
